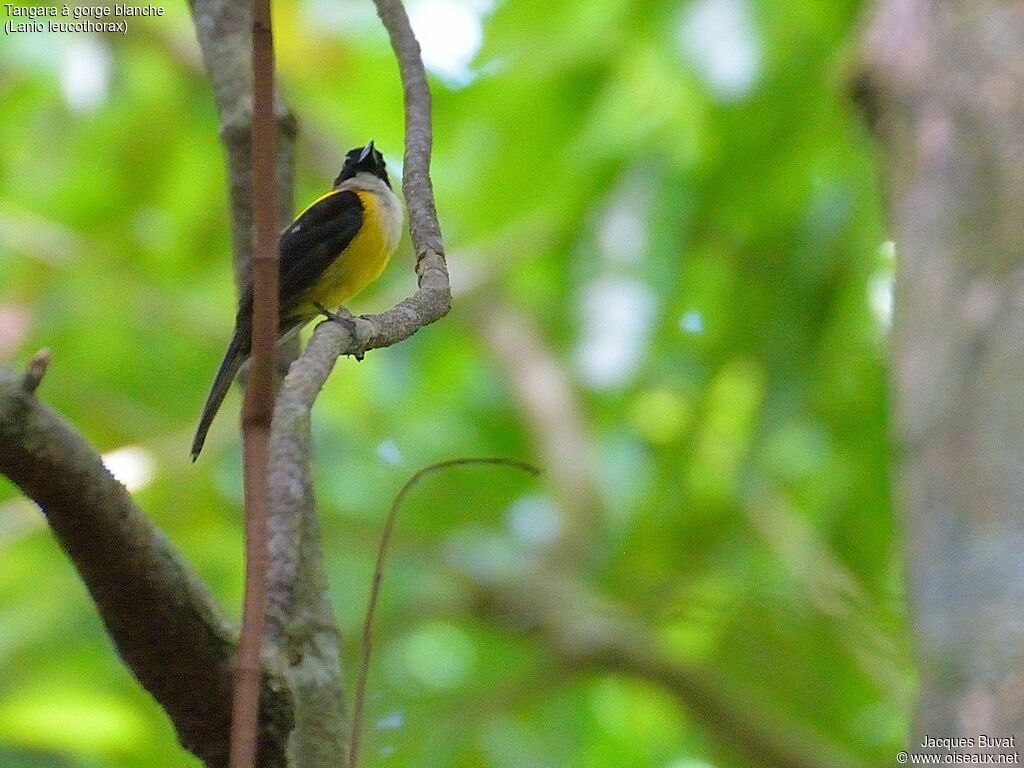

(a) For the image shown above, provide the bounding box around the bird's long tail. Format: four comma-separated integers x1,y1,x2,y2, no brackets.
191,327,247,460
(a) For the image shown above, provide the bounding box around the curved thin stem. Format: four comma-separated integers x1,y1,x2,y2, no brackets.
348,458,540,768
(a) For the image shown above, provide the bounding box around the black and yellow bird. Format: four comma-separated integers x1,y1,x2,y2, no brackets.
191,141,403,460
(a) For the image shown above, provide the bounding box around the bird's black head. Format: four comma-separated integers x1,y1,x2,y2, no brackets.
334,141,391,188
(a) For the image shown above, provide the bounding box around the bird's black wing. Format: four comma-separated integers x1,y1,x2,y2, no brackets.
194,190,364,459
278,189,364,313
236,189,365,333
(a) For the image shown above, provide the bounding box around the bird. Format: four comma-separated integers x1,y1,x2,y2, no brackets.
191,141,403,460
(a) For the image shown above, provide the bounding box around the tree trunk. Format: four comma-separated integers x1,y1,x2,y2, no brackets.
861,0,1024,754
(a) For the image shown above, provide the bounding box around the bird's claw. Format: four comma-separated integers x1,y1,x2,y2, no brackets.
314,303,366,361
314,302,347,324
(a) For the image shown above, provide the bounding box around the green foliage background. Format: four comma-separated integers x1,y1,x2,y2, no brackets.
0,0,908,765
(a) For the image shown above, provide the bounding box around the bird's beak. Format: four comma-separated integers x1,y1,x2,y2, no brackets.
358,141,375,163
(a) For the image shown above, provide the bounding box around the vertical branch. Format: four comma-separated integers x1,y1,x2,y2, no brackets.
372,0,444,261
186,0,296,290
231,0,278,763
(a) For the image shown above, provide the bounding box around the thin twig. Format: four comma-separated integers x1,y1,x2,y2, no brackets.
21,348,51,393
230,0,279,761
372,0,443,259
348,458,540,768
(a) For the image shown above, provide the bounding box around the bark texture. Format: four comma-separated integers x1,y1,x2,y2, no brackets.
0,364,292,767
860,0,1024,748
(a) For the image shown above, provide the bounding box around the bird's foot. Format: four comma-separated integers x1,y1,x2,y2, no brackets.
314,302,348,324
314,303,366,361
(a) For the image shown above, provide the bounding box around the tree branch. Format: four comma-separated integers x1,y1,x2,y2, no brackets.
451,548,868,768
230,0,280,759
188,0,347,763
373,0,444,261
263,387,347,767
262,2,449,760
266,0,449,458
256,5,451,762
475,300,600,563
187,0,296,289
0,363,292,767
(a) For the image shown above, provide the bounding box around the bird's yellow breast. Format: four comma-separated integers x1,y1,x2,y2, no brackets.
295,189,400,318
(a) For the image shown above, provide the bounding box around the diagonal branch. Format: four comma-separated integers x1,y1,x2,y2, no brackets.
475,299,601,563
453,551,868,768
0,363,292,767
